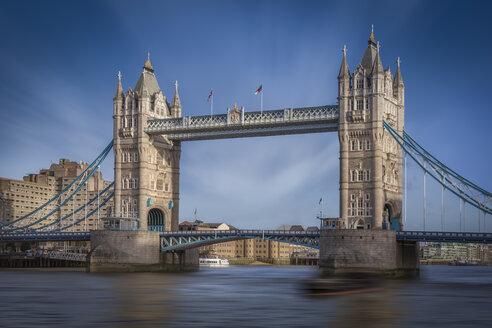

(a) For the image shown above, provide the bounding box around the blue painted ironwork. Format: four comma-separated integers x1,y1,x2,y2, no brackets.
145,105,339,140
0,232,91,242
160,230,320,251
0,141,114,232
32,183,114,232
396,231,492,243
2,230,490,245
383,121,491,215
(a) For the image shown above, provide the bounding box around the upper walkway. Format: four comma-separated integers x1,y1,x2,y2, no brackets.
145,105,339,140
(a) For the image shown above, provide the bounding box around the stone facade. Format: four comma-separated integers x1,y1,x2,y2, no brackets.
338,30,405,230
113,55,182,231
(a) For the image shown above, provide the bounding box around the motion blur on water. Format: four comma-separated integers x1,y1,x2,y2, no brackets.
0,265,491,327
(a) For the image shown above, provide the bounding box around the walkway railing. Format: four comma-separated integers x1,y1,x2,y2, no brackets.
145,105,339,140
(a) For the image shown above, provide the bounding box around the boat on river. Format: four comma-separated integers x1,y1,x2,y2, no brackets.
199,256,229,267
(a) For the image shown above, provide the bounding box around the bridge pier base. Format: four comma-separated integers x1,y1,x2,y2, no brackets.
319,230,419,278
86,230,198,273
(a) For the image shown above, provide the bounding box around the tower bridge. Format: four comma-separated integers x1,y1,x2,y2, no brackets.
1,29,491,274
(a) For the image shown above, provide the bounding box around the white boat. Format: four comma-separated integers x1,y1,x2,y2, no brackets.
199,256,229,267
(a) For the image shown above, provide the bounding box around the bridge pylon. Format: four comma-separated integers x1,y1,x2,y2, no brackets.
113,56,181,231
337,29,405,231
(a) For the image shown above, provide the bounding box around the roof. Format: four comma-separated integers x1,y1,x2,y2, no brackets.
134,69,161,96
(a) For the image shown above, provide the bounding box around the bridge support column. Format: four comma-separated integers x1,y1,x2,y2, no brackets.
319,230,419,277
87,230,161,272
86,230,198,272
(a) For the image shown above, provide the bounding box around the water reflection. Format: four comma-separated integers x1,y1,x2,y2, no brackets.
0,266,491,327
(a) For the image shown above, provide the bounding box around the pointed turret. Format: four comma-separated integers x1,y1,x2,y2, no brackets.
371,41,384,75
393,57,405,104
338,45,350,79
134,53,161,96
360,25,378,73
393,57,404,87
114,71,124,99
171,80,182,117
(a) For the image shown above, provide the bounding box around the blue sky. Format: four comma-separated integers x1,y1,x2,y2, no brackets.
0,0,491,230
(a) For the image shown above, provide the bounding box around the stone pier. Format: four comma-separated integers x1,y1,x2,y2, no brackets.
87,230,198,273
319,229,419,277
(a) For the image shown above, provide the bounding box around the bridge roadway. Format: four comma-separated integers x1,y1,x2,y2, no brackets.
144,105,339,140
1,230,491,250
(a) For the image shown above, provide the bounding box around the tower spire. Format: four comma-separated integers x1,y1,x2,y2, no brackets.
171,80,182,117
372,41,383,75
114,70,123,99
393,56,404,87
144,52,154,72
338,45,350,78
369,24,376,45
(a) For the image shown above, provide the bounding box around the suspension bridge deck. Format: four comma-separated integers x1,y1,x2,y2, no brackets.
144,105,339,140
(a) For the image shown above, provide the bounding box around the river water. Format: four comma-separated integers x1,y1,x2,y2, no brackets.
0,265,491,327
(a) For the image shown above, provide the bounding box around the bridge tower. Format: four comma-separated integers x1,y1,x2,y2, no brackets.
113,55,181,231
338,29,405,230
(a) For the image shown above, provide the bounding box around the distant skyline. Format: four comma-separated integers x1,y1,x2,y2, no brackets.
0,0,491,230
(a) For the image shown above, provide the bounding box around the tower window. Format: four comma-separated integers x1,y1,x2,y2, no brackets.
365,193,370,200
359,141,363,150
351,170,357,182
351,140,356,151
357,99,363,110
365,140,371,150
357,79,363,89
358,171,363,181
351,194,355,201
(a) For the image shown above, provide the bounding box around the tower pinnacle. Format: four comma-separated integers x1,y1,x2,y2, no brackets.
338,45,350,78
114,70,123,99
144,52,154,72
369,24,376,45
171,80,182,110
394,57,404,87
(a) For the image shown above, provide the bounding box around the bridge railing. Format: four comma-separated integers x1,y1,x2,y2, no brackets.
145,105,339,134
160,229,320,237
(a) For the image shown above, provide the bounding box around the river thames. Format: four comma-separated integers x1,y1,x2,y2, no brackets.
0,265,491,327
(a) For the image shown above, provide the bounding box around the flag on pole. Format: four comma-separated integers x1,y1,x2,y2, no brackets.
194,208,197,215
254,84,262,95
319,198,322,204
207,90,213,102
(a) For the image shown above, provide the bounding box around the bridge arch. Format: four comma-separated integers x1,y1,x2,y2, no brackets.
147,208,165,232
356,218,366,230
384,203,401,231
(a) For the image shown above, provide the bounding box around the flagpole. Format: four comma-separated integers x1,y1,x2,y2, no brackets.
211,90,214,118
321,198,324,218
260,89,263,114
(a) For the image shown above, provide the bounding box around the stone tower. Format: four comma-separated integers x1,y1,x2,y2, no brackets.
113,55,181,231
338,29,405,230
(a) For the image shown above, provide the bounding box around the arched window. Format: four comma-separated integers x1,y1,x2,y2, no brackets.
358,170,363,181
365,140,370,150
351,170,357,182
366,170,371,181
134,152,138,162
351,140,356,151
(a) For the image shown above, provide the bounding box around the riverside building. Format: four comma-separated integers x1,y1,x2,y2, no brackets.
179,221,318,262
0,159,112,232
